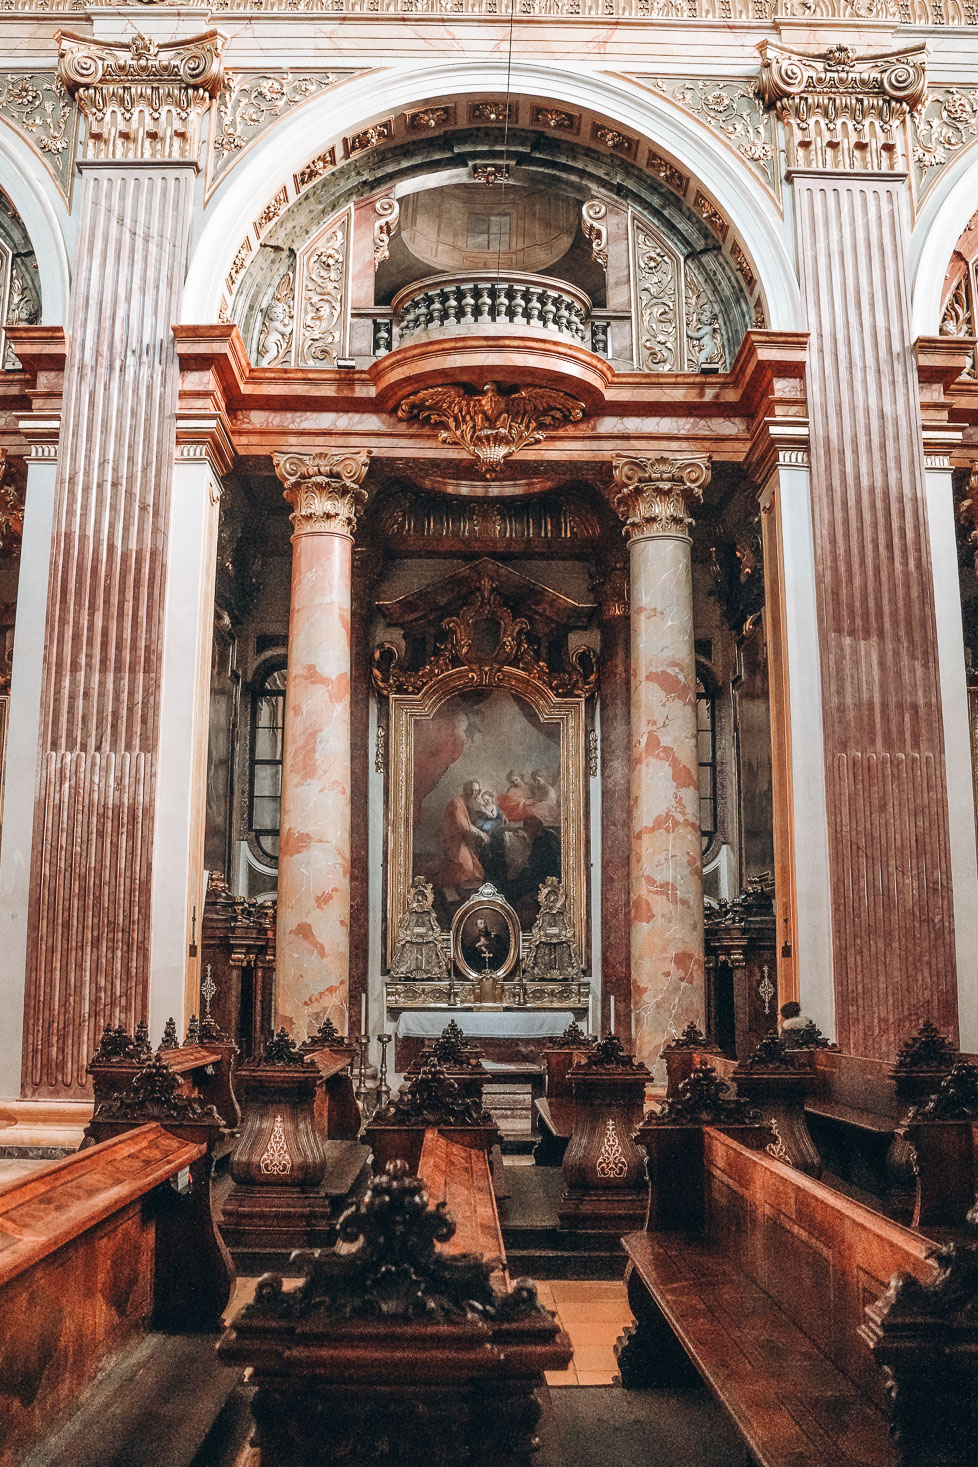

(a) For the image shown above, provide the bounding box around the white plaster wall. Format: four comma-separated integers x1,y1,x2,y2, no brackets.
777,462,836,1037
0,458,56,1098
0,124,71,324
924,462,978,1050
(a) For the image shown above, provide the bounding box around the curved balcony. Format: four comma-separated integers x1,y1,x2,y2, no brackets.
372,270,612,414
391,271,592,346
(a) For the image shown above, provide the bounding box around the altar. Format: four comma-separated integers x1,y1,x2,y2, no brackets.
395,1009,578,1040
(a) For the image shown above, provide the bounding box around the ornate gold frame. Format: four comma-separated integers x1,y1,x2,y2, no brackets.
451,885,521,982
385,665,589,971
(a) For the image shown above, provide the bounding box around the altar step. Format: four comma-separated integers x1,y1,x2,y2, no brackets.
499,1162,626,1281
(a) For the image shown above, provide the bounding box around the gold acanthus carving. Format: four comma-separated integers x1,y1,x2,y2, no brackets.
273,450,372,537
371,573,598,700
56,30,225,162
396,382,586,479
611,454,712,540
757,41,928,173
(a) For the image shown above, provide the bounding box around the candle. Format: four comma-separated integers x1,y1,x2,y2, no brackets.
588,989,594,1034
610,995,615,1033
361,992,367,1036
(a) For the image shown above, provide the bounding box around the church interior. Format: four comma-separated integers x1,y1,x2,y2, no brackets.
2,7,978,1466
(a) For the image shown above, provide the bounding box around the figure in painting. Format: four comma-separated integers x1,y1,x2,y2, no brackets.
434,779,491,902
389,877,449,980
461,913,509,974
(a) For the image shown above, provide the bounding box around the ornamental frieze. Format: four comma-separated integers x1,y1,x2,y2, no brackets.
207,69,363,192
0,73,76,197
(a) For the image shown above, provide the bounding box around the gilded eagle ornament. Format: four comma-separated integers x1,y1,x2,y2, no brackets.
396,381,586,479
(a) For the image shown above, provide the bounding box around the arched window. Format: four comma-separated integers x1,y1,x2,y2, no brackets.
249,663,286,862
696,677,717,854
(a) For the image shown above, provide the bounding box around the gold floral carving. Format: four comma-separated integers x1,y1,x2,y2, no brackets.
273,449,372,537
56,30,225,162
296,214,349,367
0,73,76,196
396,382,586,480
259,1114,292,1175
0,449,22,558
757,41,928,173
405,107,454,132
295,146,337,194
646,148,689,195
595,1117,628,1180
210,70,351,188
225,236,252,297
254,186,288,241
912,88,978,201
611,454,712,539
641,77,778,196
581,200,608,269
631,215,683,372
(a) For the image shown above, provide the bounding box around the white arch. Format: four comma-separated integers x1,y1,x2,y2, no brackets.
0,122,71,325
183,61,801,330
910,143,978,336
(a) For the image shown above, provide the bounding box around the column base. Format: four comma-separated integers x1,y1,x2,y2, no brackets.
0,1098,92,1154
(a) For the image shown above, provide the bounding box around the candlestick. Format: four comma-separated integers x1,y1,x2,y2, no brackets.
589,989,594,1034
355,1033,369,1113
376,1033,392,1110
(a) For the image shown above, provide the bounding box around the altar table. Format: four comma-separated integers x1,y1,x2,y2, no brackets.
395,1010,577,1040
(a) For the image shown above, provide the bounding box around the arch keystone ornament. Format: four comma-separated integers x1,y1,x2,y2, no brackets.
757,40,928,173
273,450,371,537
610,454,712,1077
272,449,372,1043
56,30,226,163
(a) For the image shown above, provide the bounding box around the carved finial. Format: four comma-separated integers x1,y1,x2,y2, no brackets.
90,1024,140,1065
651,1063,761,1125
548,1020,595,1050
371,1060,494,1128
260,1028,309,1067
738,1030,794,1072
610,454,711,540
185,1014,201,1045
159,1017,180,1051
580,1033,644,1072
787,1018,834,1050
92,1052,224,1128
663,1021,709,1051
909,1063,978,1123
893,1020,958,1074
273,451,372,538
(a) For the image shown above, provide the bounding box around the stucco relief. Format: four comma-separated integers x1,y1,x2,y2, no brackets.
208,70,361,191
911,88,978,201
631,217,683,373
296,212,350,368
635,77,779,198
0,73,75,196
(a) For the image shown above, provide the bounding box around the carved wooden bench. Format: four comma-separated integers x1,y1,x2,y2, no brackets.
617,1126,978,1467
86,1022,240,1144
0,1123,237,1467
218,1153,571,1467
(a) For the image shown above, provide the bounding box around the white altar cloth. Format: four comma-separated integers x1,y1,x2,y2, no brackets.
395,1009,576,1039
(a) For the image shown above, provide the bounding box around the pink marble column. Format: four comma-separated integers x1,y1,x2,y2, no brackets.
611,455,711,1074
272,451,371,1041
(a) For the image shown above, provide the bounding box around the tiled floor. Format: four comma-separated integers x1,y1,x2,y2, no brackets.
0,1157,50,1186
536,1279,632,1386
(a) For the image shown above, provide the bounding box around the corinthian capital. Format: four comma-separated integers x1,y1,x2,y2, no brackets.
273,450,372,538
611,455,711,541
56,30,226,163
757,41,927,173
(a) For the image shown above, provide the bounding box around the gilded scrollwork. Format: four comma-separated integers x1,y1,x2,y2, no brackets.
581,200,608,269
0,73,75,196
273,449,372,537
396,382,586,479
642,76,778,196
911,87,978,201
630,215,682,372
296,213,349,368
209,70,351,188
611,454,712,540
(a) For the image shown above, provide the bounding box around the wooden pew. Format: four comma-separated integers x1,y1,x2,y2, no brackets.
0,1124,237,1467
87,1021,240,1138
363,1058,500,1178
217,1151,571,1467
616,1125,978,1467
533,1022,594,1166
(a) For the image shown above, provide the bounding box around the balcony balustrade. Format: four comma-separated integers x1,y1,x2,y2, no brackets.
390,271,592,346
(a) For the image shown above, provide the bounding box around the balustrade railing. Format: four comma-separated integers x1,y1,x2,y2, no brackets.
391,271,592,347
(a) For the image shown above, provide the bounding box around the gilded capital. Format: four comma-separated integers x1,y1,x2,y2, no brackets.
273,450,372,538
56,30,226,163
757,41,927,173
611,455,711,541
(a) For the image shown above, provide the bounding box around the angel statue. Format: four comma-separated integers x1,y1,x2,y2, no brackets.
522,876,581,982
390,877,450,981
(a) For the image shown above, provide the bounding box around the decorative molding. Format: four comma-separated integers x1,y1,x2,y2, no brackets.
3,0,978,17
531,105,579,133
373,195,400,267
610,453,712,540
639,76,779,197
345,118,392,156
582,199,608,269
56,30,225,163
630,214,683,372
396,382,586,479
295,211,350,367
209,70,352,189
225,235,252,297
592,121,637,156
294,145,337,194
259,1112,293,1174
912,87,978,202
405,106,454,132
0,73,76,197
273,449,372,537
757,41,928,173
254,185,288,241
646,147,688,194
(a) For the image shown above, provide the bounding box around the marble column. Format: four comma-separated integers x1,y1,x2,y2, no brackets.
20,33,225,1098
272,450,371,1042
759,43,958,1055
611,454,711,1074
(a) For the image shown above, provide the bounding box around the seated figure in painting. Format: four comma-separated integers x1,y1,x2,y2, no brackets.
389,877,449,980
522,876,580,981
432,779,490,903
